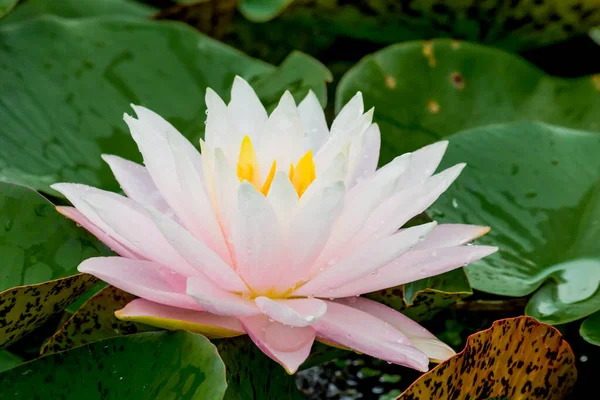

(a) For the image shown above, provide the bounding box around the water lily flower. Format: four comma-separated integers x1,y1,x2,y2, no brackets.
52,77,497,374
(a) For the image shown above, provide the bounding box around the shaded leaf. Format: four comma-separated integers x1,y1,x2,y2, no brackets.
580,310,600,346
2,0,154,23
0,350,22,373
0,182,111,347
155,0,236,38
218,336,304,400
0,0,18,20
41,285,154,355
0,331,227,399
398,316,577,400
427,122,600,328
238,0,294,23
336,40,600,163
0,16,329,195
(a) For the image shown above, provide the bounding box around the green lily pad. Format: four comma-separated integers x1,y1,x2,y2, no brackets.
580,310,600,346
0,182,111,347
41,285,155,355
0,16,329,196
0,331,227,399
398,316,577,400
0,350,22,373
0,0,18,20
2,0,155,24
218,336,304,400
428,122,600,327
336,39,600,164
238,0,294,23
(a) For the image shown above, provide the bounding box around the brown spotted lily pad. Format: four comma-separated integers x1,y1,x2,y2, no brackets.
398,316,577,400
0,182,112,348
41,285,155,354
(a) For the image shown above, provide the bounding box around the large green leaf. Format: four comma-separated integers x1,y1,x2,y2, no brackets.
2,0,154,23
218,336,304,400
0,182,111,347
580,310,600,346
0,16,329,196
428,122,600,328
238,0,294,23
0,0,18,20
398,317,577,399
0,350,22,373
336,40,600,164
0,331,227,399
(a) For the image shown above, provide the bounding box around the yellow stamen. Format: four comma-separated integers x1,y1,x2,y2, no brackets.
236,135,260,187
260,160,277,195
289,150,316,197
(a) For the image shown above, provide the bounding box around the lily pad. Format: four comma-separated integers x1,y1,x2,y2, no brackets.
0,182,111,347
0,331,227,399
0,350,22,373
2,0,155,24
336,39,600,163
41,285,154,355
218,336,304,400
0,0,18,20
0,16,329,196
398,316,577,400
238,0,294,23
580,310,600,346
428,123,600,329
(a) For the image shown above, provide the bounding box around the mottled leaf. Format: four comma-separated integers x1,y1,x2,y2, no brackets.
41,285,154,355
0,331,227,399
398,317,577,400
580,310,600,346
218,336,304,400
0,182,111,347
428,123,600,329
336,40,600,163
0,16,329,196
2,0,154,23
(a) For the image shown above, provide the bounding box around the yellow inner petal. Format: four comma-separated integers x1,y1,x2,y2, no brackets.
289,150,316,197
236,135,316,197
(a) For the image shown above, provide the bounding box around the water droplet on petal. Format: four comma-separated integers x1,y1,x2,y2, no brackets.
452,198,459,208
419,268,427,275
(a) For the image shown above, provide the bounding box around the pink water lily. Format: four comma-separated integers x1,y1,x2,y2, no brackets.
52,77,497,374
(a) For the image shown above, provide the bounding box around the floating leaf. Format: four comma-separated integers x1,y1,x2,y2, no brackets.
218,336,304,400
0,16,329,195
41,285,154,355
580,310,600,346
0,331,227,399
0,0,18,20
0,182,111,347
336,40,600,163
238,0,294,23
398,316,577,400
2,0,155,23
429,122,600,328
0,350,22,373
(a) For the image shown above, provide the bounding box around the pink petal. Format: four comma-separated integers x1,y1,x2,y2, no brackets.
414,224,491,250
78,257,201,310
186,276,259,317
232,182,285,294
101,155,171,213
298,90,328,152
336,297,455,362
147,206,248,293
56,206,141,259
81,190,197,277
313,301,429,371
240,315,315,374
324,245,498,298
293,222,437,297
254,297,327,327
116,298,245,338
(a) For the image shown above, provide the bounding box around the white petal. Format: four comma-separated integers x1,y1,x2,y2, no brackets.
293,222,437,296
186,276,259,317
267,171,299,225
228,76,267,142
205,88,237,155
346,123,381,187
298,90,329,152
415,224,491,250
330,92,364,138
213,148,240,240
394,141,448,191
233,182,285,294
300,153,347,207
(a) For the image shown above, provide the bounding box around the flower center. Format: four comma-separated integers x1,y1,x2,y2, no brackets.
236,135,316,197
